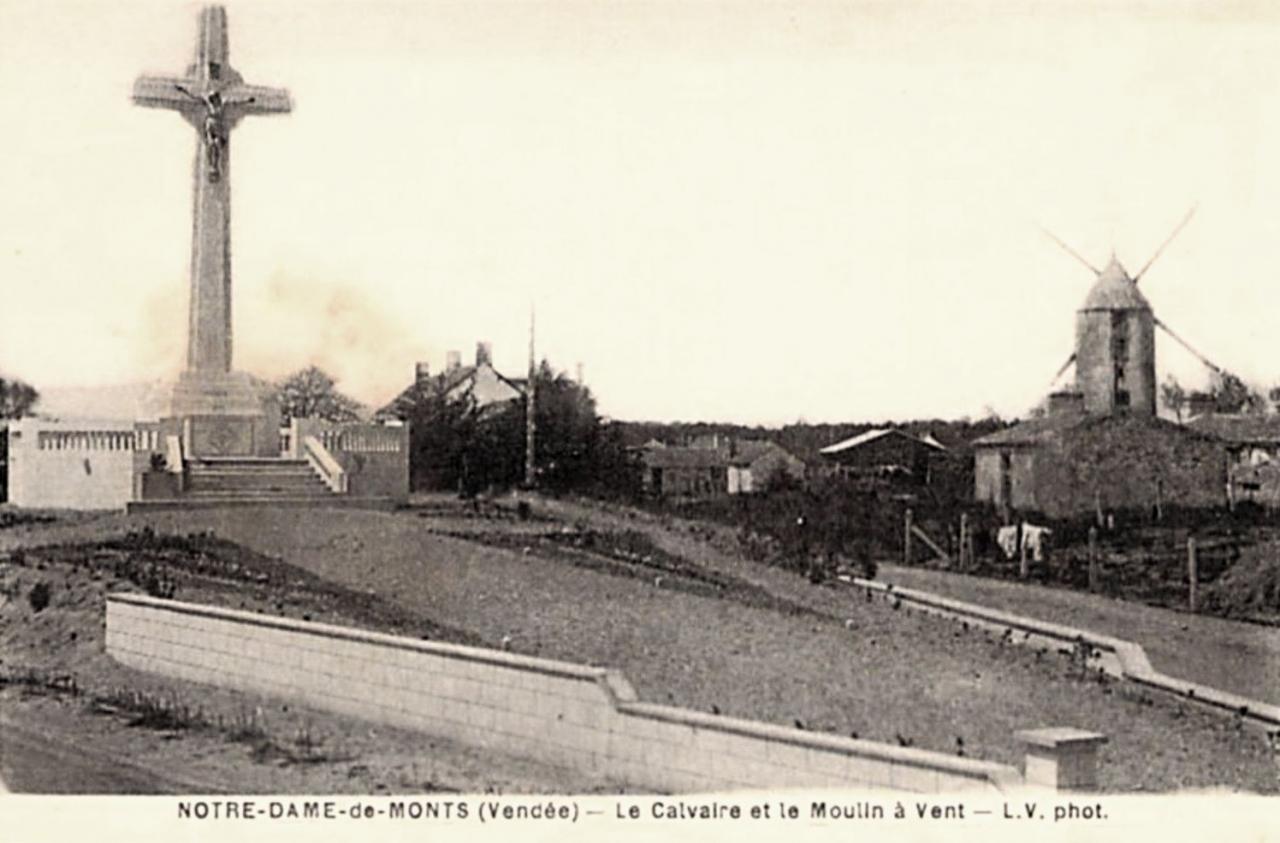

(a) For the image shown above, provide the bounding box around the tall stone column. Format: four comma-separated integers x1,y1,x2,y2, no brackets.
133,6,292,456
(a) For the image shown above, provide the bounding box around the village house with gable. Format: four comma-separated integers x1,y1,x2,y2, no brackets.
639,434,805,499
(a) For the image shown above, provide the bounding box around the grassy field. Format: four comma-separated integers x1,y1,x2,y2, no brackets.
3,499,1277,792
516,495,1280,705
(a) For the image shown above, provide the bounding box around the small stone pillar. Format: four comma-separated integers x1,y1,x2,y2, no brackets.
1016,727,1108,790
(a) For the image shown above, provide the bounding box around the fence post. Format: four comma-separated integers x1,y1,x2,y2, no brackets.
959,512,970,571
904,508,913,565
1019,522,1029,579
1087,526,1099,593
1187,536,1198,613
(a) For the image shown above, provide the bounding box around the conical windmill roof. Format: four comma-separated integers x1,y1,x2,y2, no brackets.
1080,255,1151,311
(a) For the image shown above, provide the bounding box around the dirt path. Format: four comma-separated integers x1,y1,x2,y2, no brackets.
872,563,1280,705
1,719,189,794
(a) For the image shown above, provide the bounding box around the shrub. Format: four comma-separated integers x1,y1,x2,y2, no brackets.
27,581,51,612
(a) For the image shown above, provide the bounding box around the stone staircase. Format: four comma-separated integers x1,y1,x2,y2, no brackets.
184,457,333,502
127,456,397,512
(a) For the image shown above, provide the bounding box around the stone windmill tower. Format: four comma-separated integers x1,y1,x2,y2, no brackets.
1074,255,1157,416
1042,208,1221,418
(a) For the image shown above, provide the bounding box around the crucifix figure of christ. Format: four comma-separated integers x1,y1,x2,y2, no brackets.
133,5,291,376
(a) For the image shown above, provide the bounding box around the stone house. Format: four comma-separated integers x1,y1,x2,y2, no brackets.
380,341,526,421
640,444,729,499
726,439,807,493
973,412,1227,518
639,436,804,499
1186,413,1280,507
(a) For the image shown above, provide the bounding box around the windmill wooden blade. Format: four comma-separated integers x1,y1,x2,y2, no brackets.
1051,352,1077,385
1134,205,1197,283
1154,317,1223,375
1038,225,1099,275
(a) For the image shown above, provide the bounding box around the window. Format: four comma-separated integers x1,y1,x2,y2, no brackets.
1111,312,1131,408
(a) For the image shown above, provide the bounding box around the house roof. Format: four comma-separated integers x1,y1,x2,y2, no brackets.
975,411,1226,448
820,428,949,456
1186,413,1280,445
1080,257,1151,311
378,363,526,419
727,439,801,467
642,447,729,469
971,413,1091,447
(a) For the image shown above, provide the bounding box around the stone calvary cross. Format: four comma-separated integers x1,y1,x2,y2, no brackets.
133,6,291,456
133,5,291,376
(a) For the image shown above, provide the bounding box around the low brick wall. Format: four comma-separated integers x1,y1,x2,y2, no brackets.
105,593,1021,793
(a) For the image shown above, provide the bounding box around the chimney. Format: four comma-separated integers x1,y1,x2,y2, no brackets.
476,341,493,367
445,351,461,372
1047,390,1084,416
414,362,431,385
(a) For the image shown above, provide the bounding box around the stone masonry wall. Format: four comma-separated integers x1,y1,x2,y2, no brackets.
1037,417,1227,517
105,593,1019,793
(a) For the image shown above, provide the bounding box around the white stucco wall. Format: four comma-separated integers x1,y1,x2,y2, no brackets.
6,419,138,509
106,593,1021,793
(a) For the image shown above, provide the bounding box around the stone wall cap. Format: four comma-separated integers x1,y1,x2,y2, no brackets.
1015,727,1109,749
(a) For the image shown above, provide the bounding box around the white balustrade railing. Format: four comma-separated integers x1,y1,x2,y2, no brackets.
303,435,348,494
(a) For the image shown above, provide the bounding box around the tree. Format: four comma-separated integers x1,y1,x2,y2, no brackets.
1160,375,1187,421
274,366,363,424
1209,371,1266,415
0,377,39,419
528,360,602,493
395,358,612,495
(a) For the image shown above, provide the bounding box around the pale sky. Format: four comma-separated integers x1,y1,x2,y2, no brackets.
2,0,1278,424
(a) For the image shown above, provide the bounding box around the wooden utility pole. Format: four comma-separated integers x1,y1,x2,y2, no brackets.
524,305,537,489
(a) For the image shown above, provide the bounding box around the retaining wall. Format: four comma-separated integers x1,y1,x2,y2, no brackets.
105,593,1021,793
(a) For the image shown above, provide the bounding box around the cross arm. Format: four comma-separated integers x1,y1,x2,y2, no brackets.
224,84,292,116
132,75,201,110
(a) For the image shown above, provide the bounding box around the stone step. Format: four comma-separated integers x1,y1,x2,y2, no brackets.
185,491,337,498
188,463,312,470
186,483,329,494
186,472,320,483
128,497,398,513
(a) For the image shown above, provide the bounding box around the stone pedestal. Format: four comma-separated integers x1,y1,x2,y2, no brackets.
1016,727,1108,790
167,370,280,457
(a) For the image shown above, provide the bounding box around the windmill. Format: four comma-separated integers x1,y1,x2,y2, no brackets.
1037,207,1227,418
